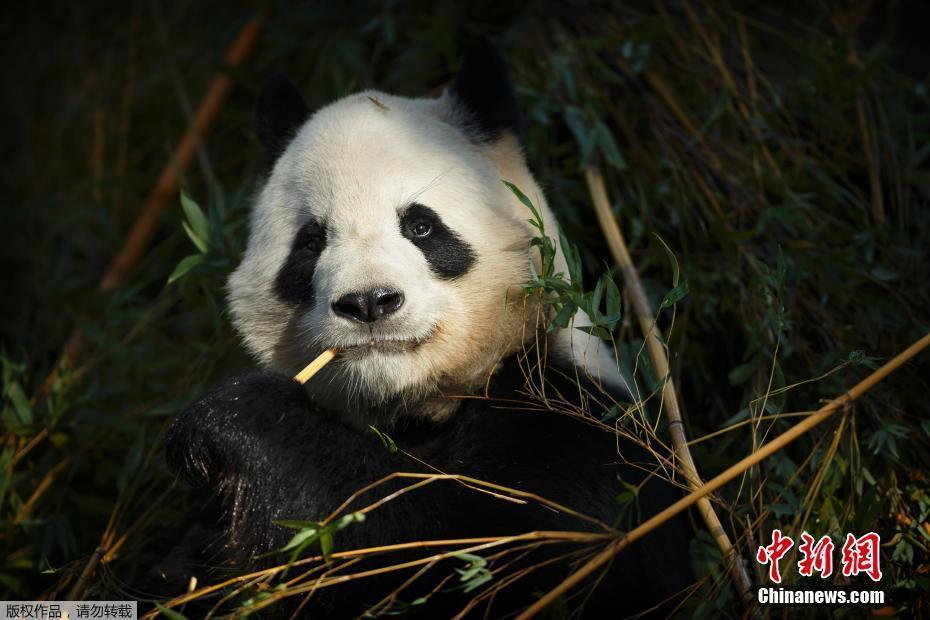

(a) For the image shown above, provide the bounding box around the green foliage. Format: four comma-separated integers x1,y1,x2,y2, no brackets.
453,552,494,594
154,604,189,620
369,425,399,454
613,478,641,530
272,512,365,564
506,180,624,340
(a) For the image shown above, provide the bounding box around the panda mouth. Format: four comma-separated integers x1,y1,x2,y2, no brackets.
341,336,428,355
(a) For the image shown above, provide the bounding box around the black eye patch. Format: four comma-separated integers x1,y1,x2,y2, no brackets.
400,204,476,279
274,219,327,305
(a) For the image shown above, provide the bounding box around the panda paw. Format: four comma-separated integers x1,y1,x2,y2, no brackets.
165,372,312,486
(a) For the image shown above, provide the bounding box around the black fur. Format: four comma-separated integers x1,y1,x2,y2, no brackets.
156,356,693,617
273,219,327,305
255,72,311,169
450,37,522,140
399,203,476,279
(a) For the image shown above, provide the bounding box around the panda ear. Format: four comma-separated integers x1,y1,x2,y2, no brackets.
255,73,311,168
448,37,522,140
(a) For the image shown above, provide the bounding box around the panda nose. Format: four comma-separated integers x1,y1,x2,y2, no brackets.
332,288,405,323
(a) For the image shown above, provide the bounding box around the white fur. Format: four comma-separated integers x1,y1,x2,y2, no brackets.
228,89,623,422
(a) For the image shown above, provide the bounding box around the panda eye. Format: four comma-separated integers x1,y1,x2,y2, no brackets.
296,220,326,252
409,220,433,238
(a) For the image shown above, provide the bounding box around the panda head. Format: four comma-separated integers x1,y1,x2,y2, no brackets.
228,40,622,424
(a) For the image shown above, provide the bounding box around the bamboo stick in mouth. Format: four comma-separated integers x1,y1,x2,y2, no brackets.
294,348,338,385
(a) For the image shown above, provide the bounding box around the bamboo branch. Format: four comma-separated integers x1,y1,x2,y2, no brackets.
584,166,755,601
519,331,930,618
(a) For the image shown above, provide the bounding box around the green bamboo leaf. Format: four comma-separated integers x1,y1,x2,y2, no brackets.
728,361,757,386
502,180,542,228
550,302,576,331
453,553,487,566
368,425,398,453
180,191,210,248
605,276,622,320
320,530,334,561
660,278,689,308
6,382,32,427
575,324,612,340
589,275,606,321
282,526,320,552
559,231,583,287
564,106,595,163
155,604,189,620
870,267,899,282
182,221,209,254
616,491,636,505
168,254,205,284
595,121,627,170
462,572,493,593
600,403,622,422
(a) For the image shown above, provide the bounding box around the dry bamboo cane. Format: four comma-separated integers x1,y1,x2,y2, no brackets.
518,330,930,618
65,546,106,601
37,12,267,400
584,166,754,602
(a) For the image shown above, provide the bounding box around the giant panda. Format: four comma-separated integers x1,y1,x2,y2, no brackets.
160,39,694,618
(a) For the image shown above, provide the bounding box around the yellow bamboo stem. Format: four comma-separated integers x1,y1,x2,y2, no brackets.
37,11,268,402
294,348,338,384
584,166,754,601
519,332,930,618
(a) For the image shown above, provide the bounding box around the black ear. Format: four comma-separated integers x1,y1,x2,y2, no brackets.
450,37,522,140
255,73,311,168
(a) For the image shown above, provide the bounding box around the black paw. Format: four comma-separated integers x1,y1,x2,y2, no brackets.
165,372,311,486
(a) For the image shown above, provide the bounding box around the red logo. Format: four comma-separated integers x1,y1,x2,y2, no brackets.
840,532,883,582
756,530,881,582
756,529,794,583
797,532,835,578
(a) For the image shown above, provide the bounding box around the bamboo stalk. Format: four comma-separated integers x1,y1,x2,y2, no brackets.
65,546,106,601
584,166,755,601
519,332,930,618
13,458,70,524
856,97,884,224
294,349,338,384
37,12,267,399
99,14,265,293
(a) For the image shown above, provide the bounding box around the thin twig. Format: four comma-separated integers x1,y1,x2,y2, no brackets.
13,458,70,524
321,471,616,533
146,530,609,618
